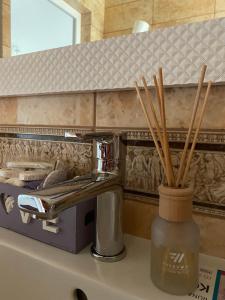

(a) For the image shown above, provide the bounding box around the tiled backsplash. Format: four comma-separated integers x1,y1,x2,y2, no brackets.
2,85,225,129
0,84,225,258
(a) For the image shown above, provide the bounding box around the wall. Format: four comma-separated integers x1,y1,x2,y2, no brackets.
65,0,105,42
1,0,10,57
104,0,225,38
1,85,225,259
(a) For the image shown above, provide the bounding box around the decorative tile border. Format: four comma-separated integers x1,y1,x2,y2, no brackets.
1,126,225,145
0,126,225,217
0,17,225,96
0,137,92,177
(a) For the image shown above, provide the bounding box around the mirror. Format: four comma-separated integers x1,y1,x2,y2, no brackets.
1,0,222,57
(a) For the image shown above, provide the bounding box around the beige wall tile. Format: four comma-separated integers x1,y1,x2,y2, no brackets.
90,26,103,41
104,29,132,39
96,90,148,128
105,0,136,7
104,0,153,33
215,11,225,18
0,98,17,124
215,0,225,12
152,14,214,30
2,1,10,48
96,86,225,130
17,93,94,126
2,45,11,57
81,24,91,43
124,199,225,259
153,0,215,24
81,12,91,26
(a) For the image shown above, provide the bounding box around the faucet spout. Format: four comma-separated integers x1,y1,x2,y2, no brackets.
18,173,120,220
18,133,126,262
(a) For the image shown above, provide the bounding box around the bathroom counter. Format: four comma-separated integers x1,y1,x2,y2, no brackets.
0,227,224,300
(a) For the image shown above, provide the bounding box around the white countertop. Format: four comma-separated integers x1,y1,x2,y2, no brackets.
0,228,224,300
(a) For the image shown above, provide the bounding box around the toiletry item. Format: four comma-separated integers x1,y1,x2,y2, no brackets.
151,185,200,295
18,169,49,181
6,178,25,187
7,161,54,170
0,168,24,178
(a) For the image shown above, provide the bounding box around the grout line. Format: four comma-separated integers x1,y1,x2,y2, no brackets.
93,92,97,132
105,0,138,9
152,13,215,27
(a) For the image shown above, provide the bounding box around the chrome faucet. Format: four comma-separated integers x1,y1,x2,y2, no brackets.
18,132,126,262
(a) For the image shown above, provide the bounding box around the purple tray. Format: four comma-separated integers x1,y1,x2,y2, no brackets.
0,183,96,254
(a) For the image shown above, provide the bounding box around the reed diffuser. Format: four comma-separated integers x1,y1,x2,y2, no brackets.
135,65,212,295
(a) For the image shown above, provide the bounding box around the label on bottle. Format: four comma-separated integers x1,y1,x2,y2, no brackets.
162,251,191,275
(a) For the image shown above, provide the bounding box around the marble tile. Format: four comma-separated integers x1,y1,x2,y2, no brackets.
81,12,91,26
0,98,17,124
81,24,91,43
123,199,158,239
17,93,94,126
2,45,11,58
104,29,132,39
193,213,225,259
104,0,153,33
153,0,215,24
152,14,214,30
90,26,103,41
215,0,225,12
124,199,225,259
201,85,225,129
215,11,225,18
96,85,225,130
2,0,10,48
96,90,148,128
105,0,135,7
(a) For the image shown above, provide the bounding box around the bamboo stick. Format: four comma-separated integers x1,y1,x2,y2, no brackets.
141,76,163,145
181,81,212,187
176,65,207,187
158,68,175,186
135,81,170,183
153,75,163,128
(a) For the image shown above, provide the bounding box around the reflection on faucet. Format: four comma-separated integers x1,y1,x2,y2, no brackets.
18,132,126,262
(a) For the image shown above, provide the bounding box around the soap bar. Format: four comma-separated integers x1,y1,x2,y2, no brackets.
0,168,24,179
6,178,25,187
7,161,54,170
19,170,49,181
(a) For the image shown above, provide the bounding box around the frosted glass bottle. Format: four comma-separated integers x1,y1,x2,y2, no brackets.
151,185,200,295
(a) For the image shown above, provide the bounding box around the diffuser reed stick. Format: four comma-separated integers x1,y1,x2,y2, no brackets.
181,81,212,187
135,82,169,183
141,76,163,145
157,68,175,186
135,65,212,188
175,64,207,187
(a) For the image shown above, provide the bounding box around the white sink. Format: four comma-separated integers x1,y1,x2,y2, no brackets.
0,228,224,300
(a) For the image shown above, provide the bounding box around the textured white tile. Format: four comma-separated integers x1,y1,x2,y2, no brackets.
0,18,225,96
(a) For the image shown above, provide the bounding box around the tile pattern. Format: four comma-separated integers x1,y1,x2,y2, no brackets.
96,86,225,130
0,137,92,177
125,145,225,210
153,0,215,24
0,126,225,216
16,93,94,126
1,18,225,96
